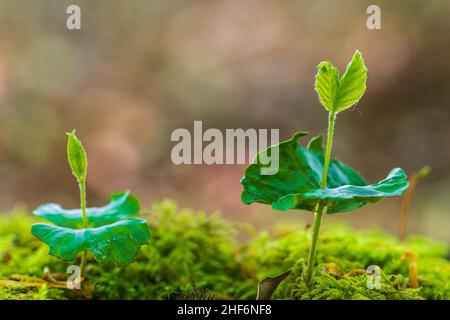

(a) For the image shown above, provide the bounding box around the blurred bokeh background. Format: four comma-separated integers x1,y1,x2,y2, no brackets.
0,0,448,240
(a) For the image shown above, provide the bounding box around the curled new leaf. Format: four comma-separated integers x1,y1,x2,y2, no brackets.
31,218,151,267
66,130,87,183
33,191,140,229
241,131,409,214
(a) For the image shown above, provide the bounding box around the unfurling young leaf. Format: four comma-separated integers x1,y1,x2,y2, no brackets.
315,50,367,113
66,130,88,183
315,61,340,111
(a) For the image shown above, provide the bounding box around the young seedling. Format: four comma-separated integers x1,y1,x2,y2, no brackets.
398,166,431,241
241,50,409,283
31,130,151,286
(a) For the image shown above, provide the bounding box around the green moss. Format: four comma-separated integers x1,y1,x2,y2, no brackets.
0,202,256,300
0,285,66,300
0,209,67,299
89,200,256,299
0,202,448,300
243,223,449,300
272,263,423,300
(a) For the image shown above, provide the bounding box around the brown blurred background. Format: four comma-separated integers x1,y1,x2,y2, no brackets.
0,0,448,240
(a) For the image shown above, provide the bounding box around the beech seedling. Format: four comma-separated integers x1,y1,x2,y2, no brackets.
241,50,409,282
31,130,151,281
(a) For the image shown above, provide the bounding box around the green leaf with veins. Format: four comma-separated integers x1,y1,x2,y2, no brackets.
315,50,367,113
66,130,87,183
241,131,409,214
33,192,140,229
31,219,150,267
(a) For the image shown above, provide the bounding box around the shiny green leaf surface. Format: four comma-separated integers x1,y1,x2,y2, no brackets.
315,50,367,113
315,61,340,111
241,131,409,214
33,192,140,229
31,218,150,267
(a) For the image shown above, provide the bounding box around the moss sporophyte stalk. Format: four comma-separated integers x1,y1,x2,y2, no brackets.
240,50,410,283
398,166,431,241
30,130,151,288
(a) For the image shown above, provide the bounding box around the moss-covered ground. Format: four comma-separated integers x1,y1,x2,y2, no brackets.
0,200,448,300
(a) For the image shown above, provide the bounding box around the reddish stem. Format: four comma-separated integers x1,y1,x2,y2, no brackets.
398,177,417,241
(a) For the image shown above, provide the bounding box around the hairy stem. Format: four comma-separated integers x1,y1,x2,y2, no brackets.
304,202,325,282
79,180,88,227
321,112,336,189
79,180,88,281
398,177,417,241
305,111,336,283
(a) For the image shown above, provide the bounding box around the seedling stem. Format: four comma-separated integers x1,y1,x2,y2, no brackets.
305,111,336,282
79,179,88,278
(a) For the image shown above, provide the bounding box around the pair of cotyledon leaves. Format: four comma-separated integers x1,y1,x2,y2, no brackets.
32,131,150,267
32,192,150,267
241,50,409,213
241,132,409,213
